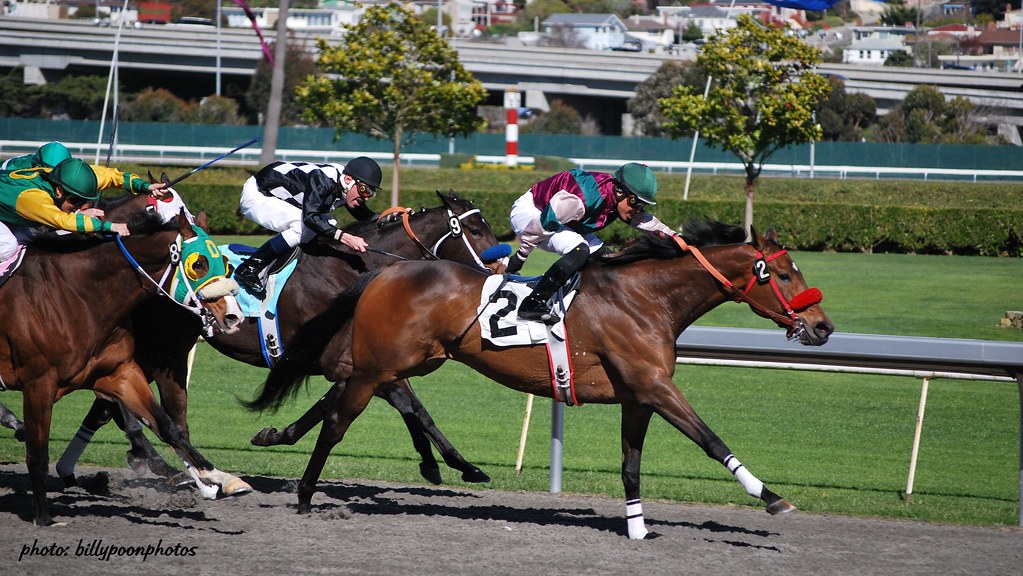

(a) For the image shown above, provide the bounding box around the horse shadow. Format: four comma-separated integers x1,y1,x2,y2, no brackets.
245,473,781,546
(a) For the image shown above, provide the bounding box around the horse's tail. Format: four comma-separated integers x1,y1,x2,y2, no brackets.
242,269,383,414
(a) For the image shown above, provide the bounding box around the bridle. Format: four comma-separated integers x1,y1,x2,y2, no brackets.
671,235,822,340
113,232,236,337
377,204,495,270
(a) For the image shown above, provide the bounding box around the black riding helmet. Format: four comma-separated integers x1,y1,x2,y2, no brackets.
342,156,383,190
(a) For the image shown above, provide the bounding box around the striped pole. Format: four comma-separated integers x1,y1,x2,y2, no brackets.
504,89,520,167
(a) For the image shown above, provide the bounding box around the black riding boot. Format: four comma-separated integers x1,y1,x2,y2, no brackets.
517,243,590,325
234,234,290,296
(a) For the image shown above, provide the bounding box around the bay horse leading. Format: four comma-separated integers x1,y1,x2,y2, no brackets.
254,220,834,539
55,191,502,487
0,197,246,525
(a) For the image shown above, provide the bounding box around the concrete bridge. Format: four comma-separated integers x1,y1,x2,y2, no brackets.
2,16,1022,135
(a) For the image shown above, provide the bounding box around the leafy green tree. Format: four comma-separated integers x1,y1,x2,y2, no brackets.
124,87,192,122
659,15,830,232
884,50,914,67
816,76,876,142
35,75,109,120
682,21,703,42
878,0,920,27
875,85,988,144
522,99,583,134
0,69,35,118
628,60,705,137
245,38,316,125
189,94,244,125
297,4,486,204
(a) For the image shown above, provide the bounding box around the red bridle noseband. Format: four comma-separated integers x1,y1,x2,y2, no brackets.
672,236,822,339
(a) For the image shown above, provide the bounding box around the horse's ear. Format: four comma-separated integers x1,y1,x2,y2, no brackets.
161,172,171,185
764,227,779,244
147,169,156,183
194,209,208,231
178,208,196,238
436,190,452,208
749,225,764,247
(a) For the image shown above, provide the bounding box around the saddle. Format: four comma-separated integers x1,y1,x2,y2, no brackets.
477,272,583,405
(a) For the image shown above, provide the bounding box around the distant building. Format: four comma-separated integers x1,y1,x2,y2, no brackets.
540,13,629,51
842,26,917,65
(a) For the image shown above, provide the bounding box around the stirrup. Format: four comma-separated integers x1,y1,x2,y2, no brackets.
518,298,560,325
234,268,266,296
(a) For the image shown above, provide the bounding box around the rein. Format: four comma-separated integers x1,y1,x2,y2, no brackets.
378,205,491,270
113,233,218,332
671,235,817,340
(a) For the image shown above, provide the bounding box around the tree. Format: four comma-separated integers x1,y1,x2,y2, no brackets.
816,76,876,141
884,50,914,67
245,38,316,125
878,0,920,27
628,60,705,137
659,15,830,233
522,99,583,134
297,4,486,205
190,94,244,125
35,75,111,120
123,87,192,122
874,85,989,144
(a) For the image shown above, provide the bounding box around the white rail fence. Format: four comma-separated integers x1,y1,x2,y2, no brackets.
539,326,1023,526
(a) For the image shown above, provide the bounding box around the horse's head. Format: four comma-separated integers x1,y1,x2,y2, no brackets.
428,190,509,273
743,227,833,346
173,209,243,336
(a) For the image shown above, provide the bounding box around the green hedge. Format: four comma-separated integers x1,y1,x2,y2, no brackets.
116,165,1022,257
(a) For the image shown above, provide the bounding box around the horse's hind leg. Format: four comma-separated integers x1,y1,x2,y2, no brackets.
250,381,345,447
296,377,379,514
0,401,25,441
620,402,654,539
380,379,490,484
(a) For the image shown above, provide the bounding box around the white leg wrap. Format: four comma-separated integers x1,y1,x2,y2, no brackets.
724,454,764,499
184,462,222,500
626,499,649,540
56,425,96,479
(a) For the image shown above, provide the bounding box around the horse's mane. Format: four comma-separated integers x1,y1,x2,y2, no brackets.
597,217,747,266
337,194,476,238
31,208,170,253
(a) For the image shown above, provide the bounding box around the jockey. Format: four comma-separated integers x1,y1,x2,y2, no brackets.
0,158,170,261
233,156,383,296
1,141,72,171
507,162,679,324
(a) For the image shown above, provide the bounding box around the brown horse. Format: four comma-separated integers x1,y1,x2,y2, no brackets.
253,219,834,539
52,191,502,487
0,195,246,525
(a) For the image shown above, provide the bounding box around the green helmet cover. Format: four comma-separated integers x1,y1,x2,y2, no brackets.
32,141,71,169
52,158,99,202
613,163,657,205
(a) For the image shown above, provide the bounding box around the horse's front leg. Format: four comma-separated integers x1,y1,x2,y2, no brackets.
620,401,653,539
93,361,252,499
649,378,796,517
0,401,25,441
21,383,58,526
379,379,490,485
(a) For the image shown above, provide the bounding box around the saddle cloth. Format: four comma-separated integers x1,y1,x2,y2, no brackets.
223,244,299,367
478,274,581,405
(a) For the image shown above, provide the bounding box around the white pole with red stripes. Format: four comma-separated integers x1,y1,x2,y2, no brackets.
504,89,520,167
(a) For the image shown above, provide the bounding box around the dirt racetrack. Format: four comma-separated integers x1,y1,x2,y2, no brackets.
1,462,1019,576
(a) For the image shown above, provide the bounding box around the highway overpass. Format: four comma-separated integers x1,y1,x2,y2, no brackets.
2,16,1022,135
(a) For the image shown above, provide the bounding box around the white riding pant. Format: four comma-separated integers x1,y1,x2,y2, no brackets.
239,177,327,248
509,191,604,256
0,221,33,261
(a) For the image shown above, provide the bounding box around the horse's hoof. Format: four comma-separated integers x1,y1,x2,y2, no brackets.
60,474,78,488
461,467,491,483
297,503,312,515
221,477,253,497
419,463,443,485
766,498,797,515
251,428,279,446
14,427,25,442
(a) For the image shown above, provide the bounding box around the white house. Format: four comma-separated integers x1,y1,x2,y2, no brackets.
842,26,916,65
541,13,628,51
